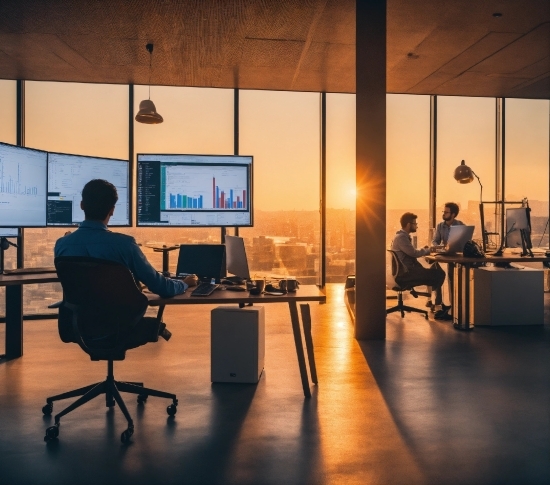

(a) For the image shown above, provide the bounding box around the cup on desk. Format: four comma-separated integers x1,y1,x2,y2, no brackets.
280,278,298,292
253,279,265,293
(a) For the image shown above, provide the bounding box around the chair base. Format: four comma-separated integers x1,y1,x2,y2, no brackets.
387,291,428,319
43,360,178,443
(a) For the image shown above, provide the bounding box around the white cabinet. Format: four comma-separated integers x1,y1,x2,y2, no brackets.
473,266,544,326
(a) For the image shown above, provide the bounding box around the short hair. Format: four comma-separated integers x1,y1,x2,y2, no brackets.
445,202,460,217
400,212,417,228
81,179,118,221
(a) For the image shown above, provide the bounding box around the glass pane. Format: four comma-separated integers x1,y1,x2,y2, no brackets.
133,85,234,260
505,99,550,248
24,81,129,314
239,90,321,284
437,96,496,247
387,94,431,248
326,93,355,282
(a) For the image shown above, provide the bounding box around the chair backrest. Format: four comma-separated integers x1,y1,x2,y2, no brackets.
386,250,406,291
55,256,149,360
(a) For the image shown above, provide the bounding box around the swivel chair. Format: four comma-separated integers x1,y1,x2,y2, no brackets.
386,250,429,319
43,256,178,443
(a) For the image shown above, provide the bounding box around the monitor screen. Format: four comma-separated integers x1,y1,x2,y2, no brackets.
225,235,251,280
506,207,531,249
0,228,18,237
137,154,253,227
0,142,47,227
176,244,226,283
47,152,130,226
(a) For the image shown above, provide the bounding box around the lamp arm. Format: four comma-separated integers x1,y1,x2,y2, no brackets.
472,170,482,202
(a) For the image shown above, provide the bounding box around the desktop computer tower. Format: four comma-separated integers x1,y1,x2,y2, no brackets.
211,306,265,383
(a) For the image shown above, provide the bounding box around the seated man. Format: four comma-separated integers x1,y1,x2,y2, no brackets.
391,212,446,316
55,179,198,347
429,202,464,312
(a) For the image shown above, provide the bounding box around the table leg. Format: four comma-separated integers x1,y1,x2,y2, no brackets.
300,304,318,384
5,284,23,359
289,301,311,398
454,263,473,330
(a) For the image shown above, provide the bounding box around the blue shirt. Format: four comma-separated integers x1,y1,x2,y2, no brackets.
432,219,464,246
54,220,186,298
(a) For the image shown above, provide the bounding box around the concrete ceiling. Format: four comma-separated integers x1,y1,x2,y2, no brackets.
0,0,548,98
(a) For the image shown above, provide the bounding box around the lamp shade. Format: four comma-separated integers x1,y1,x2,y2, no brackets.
453,160,474,184
135,99,163,124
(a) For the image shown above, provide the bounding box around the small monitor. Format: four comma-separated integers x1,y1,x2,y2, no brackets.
0,142,48,227
0,228,18,237
47,152,130,226
225,235,251,281
176,244,226,283
137,153,253,227
506,207,531,249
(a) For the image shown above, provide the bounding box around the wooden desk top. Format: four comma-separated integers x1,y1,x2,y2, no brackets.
425,252,550,264
0,272,59,286
147,284,326,306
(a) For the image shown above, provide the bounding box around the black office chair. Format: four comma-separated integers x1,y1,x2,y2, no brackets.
386,250,429,319
42,256,178,443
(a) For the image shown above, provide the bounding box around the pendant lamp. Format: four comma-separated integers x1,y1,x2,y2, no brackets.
135,43,163,124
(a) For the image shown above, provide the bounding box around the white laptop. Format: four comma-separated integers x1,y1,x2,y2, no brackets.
436,225,475,255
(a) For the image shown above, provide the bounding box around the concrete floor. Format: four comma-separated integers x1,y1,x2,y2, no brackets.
0,284,548,485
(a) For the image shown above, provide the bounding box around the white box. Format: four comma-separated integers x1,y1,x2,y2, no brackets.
211,306,265,383
473,266,544,326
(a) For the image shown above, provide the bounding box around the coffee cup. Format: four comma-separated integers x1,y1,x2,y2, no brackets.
253,279,265,293
280,278,298,292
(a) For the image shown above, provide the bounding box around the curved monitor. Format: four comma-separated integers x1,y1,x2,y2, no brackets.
137,154,253,227
47,152,130,226
0,142,48,227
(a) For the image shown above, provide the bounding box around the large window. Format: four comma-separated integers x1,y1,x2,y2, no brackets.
24,81,129,314
437,96,496,246
239,90,321,284
387,94,431,248
326,93,355,282
505,99,550,248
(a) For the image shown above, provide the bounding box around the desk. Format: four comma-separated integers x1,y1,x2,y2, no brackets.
148,285,326,398
0,272,59,359
425,254,550,330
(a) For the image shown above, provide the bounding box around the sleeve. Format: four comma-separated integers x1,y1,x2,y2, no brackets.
393,233,430,258
126,240,187,298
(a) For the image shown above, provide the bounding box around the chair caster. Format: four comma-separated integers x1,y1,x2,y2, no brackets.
137,394,148,404
44,424,59,442
121,426,134,443
167,403,177,416
42,403,53,416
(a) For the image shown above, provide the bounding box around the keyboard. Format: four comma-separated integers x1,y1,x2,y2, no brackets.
191,282,219,296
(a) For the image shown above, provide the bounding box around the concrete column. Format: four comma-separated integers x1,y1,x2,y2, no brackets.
355,0,387,340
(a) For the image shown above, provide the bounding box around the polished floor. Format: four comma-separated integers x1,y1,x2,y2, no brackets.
0,285,548,485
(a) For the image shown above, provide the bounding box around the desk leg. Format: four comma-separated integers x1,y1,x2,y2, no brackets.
5,284,23,359
289,301,311,398
300,304,318,384
453,264,473,331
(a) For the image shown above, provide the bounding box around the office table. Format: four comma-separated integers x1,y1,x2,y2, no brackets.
0,272,59,359
147,285,326,398
425,253,550,330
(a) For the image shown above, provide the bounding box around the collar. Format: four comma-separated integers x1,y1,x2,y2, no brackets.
79,220,108,230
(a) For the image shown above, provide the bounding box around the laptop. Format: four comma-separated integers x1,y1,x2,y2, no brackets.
175,244,226,283
436,225,475,255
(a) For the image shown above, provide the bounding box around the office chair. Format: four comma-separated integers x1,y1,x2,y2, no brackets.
386,250,429,319
42,256,178,444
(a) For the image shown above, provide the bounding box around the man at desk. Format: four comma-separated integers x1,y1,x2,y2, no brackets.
55,179,197,346
430,202,464,314
391,212,446,313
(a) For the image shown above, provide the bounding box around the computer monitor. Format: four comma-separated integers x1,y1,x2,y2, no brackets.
0,142,47,227
47,152,130,226
0,228,18,237
176,244,226,283
137,153,253,227
225,235,251,281
506,207,532,250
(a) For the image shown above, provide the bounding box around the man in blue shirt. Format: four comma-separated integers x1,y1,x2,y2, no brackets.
55,179,197,347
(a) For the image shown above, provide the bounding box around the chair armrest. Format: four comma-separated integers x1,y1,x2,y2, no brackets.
47,300,64,309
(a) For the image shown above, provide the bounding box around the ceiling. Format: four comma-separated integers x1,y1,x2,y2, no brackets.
0,0,548,98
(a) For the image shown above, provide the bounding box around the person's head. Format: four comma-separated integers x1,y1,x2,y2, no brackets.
443,202,459,222
80,179,118,222
400,212,418,233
